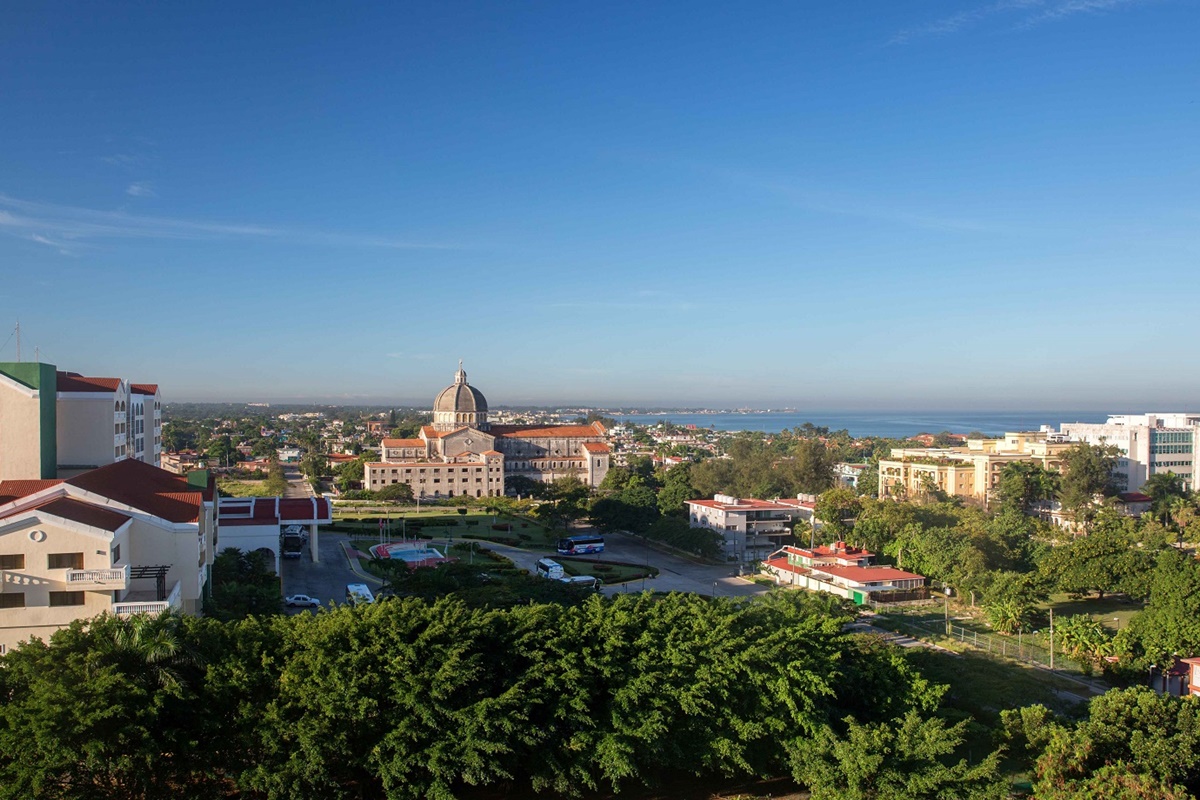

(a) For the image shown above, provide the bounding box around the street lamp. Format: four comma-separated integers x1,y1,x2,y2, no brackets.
943,586,952,635
712,580,718,598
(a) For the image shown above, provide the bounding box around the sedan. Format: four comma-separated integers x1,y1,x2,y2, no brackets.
285,594,320,608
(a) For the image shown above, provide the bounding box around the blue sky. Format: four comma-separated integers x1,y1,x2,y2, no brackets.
0,1,1196,409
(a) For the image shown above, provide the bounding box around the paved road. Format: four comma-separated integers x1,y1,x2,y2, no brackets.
280,531,370,613
282,465,311,498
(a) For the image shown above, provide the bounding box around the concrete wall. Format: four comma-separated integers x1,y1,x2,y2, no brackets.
0,375,49,480
57,391,124,470
0,515,120,653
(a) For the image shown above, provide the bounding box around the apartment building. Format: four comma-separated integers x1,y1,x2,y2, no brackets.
0,459,216,654
686,493,816,562
0,361,162,480
1060,413,1200,492
878,431,1072,508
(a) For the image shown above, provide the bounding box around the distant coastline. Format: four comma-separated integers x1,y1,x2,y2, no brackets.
611,411,1110,439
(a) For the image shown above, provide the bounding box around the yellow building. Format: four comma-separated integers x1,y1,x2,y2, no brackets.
878,431,1070,507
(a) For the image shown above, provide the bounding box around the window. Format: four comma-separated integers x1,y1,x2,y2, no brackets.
0,554,24,570
48,553,84,570
0,593,25,609
110,544,120,564
49,591,85,607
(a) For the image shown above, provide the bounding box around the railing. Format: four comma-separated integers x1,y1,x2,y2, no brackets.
66,565,130,589
113,601,170,616
113,580,182,617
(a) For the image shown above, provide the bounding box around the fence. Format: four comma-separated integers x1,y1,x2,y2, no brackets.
877,613,1088,675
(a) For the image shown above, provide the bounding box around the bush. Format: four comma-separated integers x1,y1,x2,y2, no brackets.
492,524,513,531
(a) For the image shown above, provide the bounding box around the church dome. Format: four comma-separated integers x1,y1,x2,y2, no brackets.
432,363,489,431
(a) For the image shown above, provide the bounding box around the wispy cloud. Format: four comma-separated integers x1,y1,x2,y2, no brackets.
700,163,993,232
890,0,1153,44
0,193,469,253
125,181,156,198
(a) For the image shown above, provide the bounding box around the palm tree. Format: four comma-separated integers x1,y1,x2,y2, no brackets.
1143,471,1188,525
88,612,195,693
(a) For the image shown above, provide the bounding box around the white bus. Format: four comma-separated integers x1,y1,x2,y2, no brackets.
535,558,565,580
345,583,375,605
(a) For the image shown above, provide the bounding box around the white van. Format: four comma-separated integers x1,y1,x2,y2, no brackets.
345,583,375,605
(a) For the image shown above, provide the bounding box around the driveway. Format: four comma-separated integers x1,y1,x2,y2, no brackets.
280,531,370,612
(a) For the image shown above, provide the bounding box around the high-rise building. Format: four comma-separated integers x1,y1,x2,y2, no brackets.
0,362,162,480
1060,413,1200,492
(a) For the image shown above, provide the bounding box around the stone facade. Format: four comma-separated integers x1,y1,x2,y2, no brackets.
364,365,611,499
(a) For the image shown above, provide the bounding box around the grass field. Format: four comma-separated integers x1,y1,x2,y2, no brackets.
332,511,560,549
559,557,658,584
1040,593,1144,633
216,479,274,497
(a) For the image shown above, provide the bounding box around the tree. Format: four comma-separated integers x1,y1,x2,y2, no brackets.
1039,523,1152,601
656,464,695,516
1057,443,1120,529
376,483,414,503
207,548,282,620
815,488,862,540
790,438,835,495
997,462,1060,511
1052,615,1114,669
1123,547,1200,664
789,710,1004,800
1142,472,1189,525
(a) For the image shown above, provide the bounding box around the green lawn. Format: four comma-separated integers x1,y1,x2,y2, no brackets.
332,512,560,549
1039,593,1144,634
217,479,274,498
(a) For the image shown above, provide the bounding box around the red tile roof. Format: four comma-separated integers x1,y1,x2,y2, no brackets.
278,497,332,523
1118,492,1152,503
689,497,799,511
0,479,64,504
420,426,445,439
33,497,131,532
56,372,123,393
812,564,925,584
785,543,875,560
130,383,159,396
382,438,425,448
489,423,606,439
582,442,611,453
66,459,206,523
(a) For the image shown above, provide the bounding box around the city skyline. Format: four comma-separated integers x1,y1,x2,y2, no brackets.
1,2,1197,408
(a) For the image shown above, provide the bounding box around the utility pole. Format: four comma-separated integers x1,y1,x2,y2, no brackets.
14,320,20,362
1049,609,1055,669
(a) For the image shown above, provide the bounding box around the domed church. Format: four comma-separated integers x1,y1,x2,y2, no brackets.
364,363,611,499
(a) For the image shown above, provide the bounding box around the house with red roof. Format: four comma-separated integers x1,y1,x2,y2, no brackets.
0,459,216,654
0,361,162,481
762,542,928,605
216,494,332,568
364,364,611,498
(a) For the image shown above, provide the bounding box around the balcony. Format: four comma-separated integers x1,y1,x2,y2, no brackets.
113,580,181,617
66,565,130,590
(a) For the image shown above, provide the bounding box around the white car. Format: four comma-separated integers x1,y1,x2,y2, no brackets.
285,594,320,608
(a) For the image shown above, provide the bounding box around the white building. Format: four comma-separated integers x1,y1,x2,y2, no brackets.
0,362,162,481
1060,413,1200,492
762,542,927,606
0,459,216,654
685,494,815,562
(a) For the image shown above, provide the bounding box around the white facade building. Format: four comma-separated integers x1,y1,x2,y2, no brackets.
0,459,216,654
685,494,815,562
1060,413,1200,492
0,362,162,480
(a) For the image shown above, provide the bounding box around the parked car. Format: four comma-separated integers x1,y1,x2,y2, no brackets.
285,594,320,608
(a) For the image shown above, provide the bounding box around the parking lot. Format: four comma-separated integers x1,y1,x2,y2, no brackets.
281,531,371,613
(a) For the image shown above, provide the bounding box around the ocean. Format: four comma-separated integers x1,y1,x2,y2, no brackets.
610,411,1110,439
